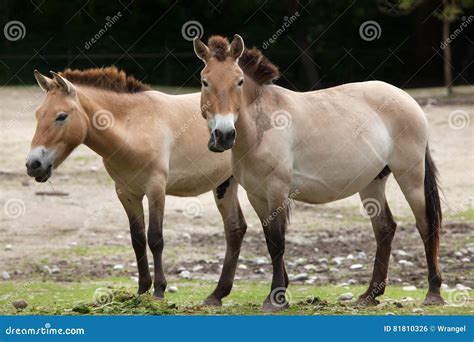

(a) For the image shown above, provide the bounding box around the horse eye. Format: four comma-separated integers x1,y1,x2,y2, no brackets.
202,80,208,87
237,79,244,87
56,113,68,122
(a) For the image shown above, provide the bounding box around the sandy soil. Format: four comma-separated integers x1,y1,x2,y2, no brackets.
0,86,473,289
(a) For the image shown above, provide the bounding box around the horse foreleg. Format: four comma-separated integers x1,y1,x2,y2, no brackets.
146,182,167,298
356,177,397,306
248,191,290,311
116,185,152,294
204,176,247,306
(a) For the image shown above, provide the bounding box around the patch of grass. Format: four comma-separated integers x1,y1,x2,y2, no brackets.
50,245,130,258
1,279,472,315
448,208,474,221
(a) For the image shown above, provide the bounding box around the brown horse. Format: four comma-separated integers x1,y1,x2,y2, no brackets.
193,35,444,310
26,67,247,305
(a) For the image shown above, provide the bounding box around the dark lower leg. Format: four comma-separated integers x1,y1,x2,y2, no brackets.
130,221,152,294
423,239,444,304
207,206,247,304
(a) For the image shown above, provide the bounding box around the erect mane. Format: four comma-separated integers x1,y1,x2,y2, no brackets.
207,36,280,85
59,66,151,93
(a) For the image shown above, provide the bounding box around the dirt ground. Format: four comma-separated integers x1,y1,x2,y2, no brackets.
0,86,473,295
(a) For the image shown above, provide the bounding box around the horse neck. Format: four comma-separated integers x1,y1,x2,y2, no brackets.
78,87,146,160
233,79,264,155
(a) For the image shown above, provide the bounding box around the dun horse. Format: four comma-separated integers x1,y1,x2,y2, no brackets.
193,35,444,310
26,67,247,305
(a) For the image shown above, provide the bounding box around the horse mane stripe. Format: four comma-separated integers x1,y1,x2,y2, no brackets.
60,66,151,93
207,35,280,85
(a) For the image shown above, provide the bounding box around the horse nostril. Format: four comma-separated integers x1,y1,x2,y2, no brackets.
228,129,236,140
214,129,223,139
30,160,42,170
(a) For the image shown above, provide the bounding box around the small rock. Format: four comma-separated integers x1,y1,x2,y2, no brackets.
355,252,366,259
346,254,355,260
398,260,415,267
89,166,98,172
2,271,10,280
12,299,28,309
294,257,307,266
441,283,449,290
348,278,357,285
338,292,354,301
254,258,267,266
454,251,463,258
177,266,187,273
332,257,344,265
293,272,309,281
393,250,410,257
42,265,52,275
386,312,395,316
401,296,414,302
335,214,343,219
455,284,471,291
238,264,248,270
51,266,60,274
402,285,417,291
181,233,192,240
412,308,423,313
254,268,265,274
192,265,204,272
179,270,191,279
317,258,328,264
5,244,12,251
461,257,470,263
115,234,124,240
113,264,124,270
130,276,139,282
303,264,318,271
350,264,363,270
168,286,178,293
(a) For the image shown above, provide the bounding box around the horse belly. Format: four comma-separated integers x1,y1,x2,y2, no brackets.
291,133,392,204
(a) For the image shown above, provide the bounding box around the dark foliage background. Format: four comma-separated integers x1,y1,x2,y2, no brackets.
1,0,473,90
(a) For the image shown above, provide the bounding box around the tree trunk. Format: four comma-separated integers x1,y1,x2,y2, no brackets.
442,3,453,95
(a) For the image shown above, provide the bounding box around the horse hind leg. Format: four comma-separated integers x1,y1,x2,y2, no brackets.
356,175,397,306
390,146,444,305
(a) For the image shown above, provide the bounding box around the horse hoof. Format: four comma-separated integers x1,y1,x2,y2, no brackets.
203,295,222,307
354,295,380,307
261,298,289,312
152,290,165,299
423,293,445,306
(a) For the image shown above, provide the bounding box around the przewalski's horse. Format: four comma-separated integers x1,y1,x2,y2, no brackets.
26,67,247,305
193,35,444,310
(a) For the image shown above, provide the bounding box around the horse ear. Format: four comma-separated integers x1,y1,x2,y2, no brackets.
230,34,244,60
193,37,210,63
50,71,75,96
34,70,53,92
